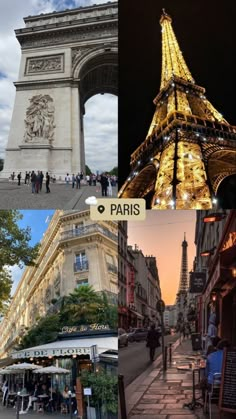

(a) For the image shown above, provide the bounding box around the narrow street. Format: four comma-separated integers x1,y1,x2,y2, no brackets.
119,333,180,387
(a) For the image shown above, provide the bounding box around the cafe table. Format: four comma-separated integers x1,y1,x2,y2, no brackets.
18,393,30,415
177,361,206,410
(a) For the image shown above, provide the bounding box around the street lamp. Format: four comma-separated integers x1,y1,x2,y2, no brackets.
203,212,226,223
200,247,216,257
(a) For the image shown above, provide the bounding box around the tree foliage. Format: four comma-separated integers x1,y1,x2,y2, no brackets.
85,165,92,175
108,167,118,177
0,210,40,270
0,268,13,315
18,314,61,349
18,285,117,349
0,210,40,316
80,369,118,414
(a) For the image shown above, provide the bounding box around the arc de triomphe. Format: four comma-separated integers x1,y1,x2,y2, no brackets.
2,2,118,179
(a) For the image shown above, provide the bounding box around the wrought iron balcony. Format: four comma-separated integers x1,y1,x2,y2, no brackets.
61,224,118,243
74,261,89,272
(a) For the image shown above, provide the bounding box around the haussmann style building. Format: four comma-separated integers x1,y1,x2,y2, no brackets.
0,210,118,360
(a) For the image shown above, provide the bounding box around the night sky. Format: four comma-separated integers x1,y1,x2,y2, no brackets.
118,0,236,187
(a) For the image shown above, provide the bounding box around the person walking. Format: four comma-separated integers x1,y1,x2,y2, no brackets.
46,172,50,193
76,173,81,189
31,171,36,194
72,174,75,188
35,171,41,193
65,173,70,186
107,176,113,196
17,172,21,186
146,324,161,362
39,171,44,191
100,173,109,196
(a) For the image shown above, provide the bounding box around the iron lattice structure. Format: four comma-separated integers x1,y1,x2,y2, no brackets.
119,10,236,209
175,233,189,319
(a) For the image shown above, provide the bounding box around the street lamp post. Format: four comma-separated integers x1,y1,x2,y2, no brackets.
156,299,166,370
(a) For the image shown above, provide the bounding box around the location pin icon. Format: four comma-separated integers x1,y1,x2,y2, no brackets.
97,205,105,214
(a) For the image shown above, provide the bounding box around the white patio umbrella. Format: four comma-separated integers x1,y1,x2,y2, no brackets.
6,363,42,414
33,366,70,400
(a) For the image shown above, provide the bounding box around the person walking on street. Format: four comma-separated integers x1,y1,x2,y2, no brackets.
31,171,36,194
76,173,81,189
46,172,50,193
65,173,70,186
72,174,75,188
100,173,109,196
39,171,44,191
17,172,21,186
146,324,161,362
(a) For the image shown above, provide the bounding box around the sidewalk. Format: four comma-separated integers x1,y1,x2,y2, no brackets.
125,338,233,419
0,404,65,418
0,180,117,209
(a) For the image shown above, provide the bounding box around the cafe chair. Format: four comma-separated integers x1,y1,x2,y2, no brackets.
6,394,16,408
204,372,221,419
61,402,68,414
36,401,44,413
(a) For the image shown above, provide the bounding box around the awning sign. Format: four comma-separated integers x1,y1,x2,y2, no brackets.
12,346,92,359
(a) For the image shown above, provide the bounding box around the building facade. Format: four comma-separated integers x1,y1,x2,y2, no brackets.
118,221,128,329
194,210,236,345
127,246,161,328
0,210,118,359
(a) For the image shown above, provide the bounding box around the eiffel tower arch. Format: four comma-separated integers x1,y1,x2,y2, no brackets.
119,10,236,210
1,2,118,179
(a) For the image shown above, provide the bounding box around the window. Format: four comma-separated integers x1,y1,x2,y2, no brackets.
76,279,88,288
74,251,89,272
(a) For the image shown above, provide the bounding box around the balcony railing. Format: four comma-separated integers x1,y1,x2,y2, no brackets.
61,224,118,243
107,263,118,274
74,261,89,272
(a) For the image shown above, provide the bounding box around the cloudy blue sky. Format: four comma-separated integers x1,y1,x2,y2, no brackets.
0,0,117,173
10,210,55,294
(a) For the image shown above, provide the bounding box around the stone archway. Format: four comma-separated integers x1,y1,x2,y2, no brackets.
1,2,118,179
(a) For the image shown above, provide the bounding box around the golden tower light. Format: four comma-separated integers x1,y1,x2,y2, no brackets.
119,10,236,210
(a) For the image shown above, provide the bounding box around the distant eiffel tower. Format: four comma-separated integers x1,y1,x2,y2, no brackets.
119,9,236,209
176,233,189,322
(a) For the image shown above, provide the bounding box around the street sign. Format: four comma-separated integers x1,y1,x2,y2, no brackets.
84,388,92,396
156,299,165,313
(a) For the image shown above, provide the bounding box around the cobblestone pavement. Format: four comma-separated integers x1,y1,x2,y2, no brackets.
0,180,118,209
125,338,233,419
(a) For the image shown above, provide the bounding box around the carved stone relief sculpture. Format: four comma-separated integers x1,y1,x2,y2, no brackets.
23,94,56,144
26,54,64,74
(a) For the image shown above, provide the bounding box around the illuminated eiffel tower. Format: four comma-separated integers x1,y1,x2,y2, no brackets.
175,233,189,323
119,10,236,209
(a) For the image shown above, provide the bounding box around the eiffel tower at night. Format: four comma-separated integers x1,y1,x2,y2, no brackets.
119,10,236,209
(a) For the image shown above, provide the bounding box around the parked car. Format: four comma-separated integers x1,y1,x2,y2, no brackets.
118,328,128,347
128,328,148,342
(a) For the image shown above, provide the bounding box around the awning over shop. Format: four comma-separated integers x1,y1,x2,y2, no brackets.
11,336,118,360
128,309,144,319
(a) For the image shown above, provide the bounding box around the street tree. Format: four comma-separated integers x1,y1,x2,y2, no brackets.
0,210,40,315
0,210,39,270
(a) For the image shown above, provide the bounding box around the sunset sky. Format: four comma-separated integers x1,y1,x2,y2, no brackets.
128,210,197,305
